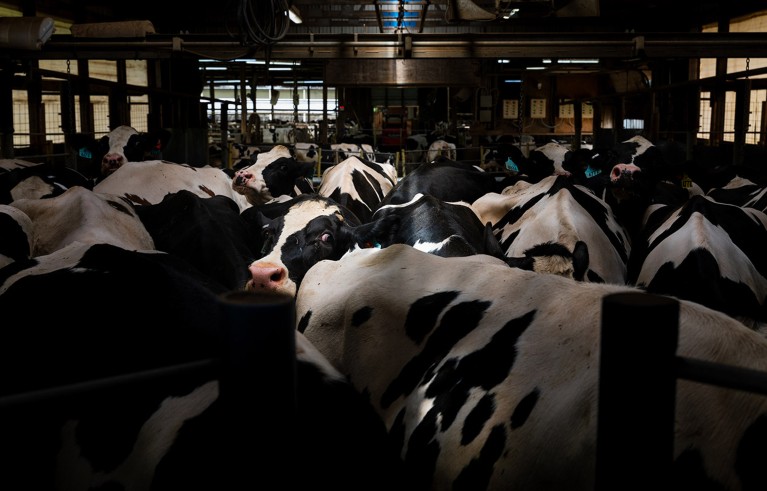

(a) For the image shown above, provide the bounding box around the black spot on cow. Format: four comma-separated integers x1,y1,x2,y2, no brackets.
382,300,490,409
462,393,495,445
352,305,373,327
296,309,312,333
404,291,460,344
454,424,507,491
671,447,726,490
511,388,540,429
404,404,442,491
0,212,30,261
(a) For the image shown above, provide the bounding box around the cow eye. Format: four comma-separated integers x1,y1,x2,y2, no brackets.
320,232,331,242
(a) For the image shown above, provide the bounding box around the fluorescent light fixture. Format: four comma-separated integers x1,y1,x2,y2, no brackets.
504,79,523,83
542,59,553,64
526,66,545,70
202,66,227,70
199,59,300,66
497,59,510,64
300,80,323,84
288,5,303,24
268,67,292,71
559,58,599,64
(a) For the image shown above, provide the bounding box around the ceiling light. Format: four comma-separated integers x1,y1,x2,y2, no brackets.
288,5,303,24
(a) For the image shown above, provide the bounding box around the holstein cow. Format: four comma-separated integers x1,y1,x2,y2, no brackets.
317,155,398,223
9,185,154,257
1,159,93,204
94,160,253,212
66,125,172,181
705,174,767,214
242,193,564,299
627,194,767,330
231,145,315,206
377,157,506,208
296,243,767,491
135,190,261,291
0,243,406,490
472,175,632,283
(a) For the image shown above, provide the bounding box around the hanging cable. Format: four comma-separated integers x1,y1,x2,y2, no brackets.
236,0,291,47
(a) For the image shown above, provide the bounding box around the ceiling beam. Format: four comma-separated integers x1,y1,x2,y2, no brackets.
6,31,767,61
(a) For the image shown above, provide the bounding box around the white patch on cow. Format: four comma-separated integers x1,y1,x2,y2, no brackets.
623,135,654,162
532,141,570,175
426,139,457,162
95,160,252,212
10,175,55,202
56,380,218,490
297,243,767,491
11,186,155,256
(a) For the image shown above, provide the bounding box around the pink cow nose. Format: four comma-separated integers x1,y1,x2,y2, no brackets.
234,170,253,187
610,163,641,182
247,262,287,291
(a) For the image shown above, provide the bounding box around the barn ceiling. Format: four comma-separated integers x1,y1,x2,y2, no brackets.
2,0,767,87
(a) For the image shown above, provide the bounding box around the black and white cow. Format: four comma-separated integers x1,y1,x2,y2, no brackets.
66,125,172,181
9,185,154,257
317,155,398,223
135,190,260,291
627,194,767,329
296,243,767,491
231,145,315,206
705,174,767,214
0,241,406,490
94,160,253,212
1,159,93,204
377,157,505,208
471,175,631,283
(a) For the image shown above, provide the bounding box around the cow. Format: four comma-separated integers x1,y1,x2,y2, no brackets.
94,160,253,212
705,174,767,214
0,204,32,268
471,174,631,283
527,141,573,178
231,145,315,206
426,139,457,163
0,242,407,490
1,159,93,204
627,194,767,330
377,157,506,209
66,125,172,181
317,155,398,223
295,243,767,491
135,190,260,291
9,185,154,257
242,192,575,299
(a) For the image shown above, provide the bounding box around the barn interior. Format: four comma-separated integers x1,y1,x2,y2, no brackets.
1,0,767,171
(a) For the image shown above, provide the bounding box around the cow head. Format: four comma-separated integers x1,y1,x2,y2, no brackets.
232,145,315,206
243,195,365,297
67,125,172,180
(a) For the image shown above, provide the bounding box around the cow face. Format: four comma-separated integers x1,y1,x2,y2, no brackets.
232,145,315,206
244,195,363,297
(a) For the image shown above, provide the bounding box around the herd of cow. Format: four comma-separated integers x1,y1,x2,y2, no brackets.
3,124,767,490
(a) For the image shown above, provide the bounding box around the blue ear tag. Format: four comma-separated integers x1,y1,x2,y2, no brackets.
506,158,519,172
78,148,92,159
585,165,602,178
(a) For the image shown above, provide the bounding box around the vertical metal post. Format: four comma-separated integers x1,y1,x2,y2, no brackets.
595,292,679,490
218,291,297,488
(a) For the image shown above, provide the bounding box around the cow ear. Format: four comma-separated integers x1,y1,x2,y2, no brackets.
482,222,506,259
352,214,400,249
